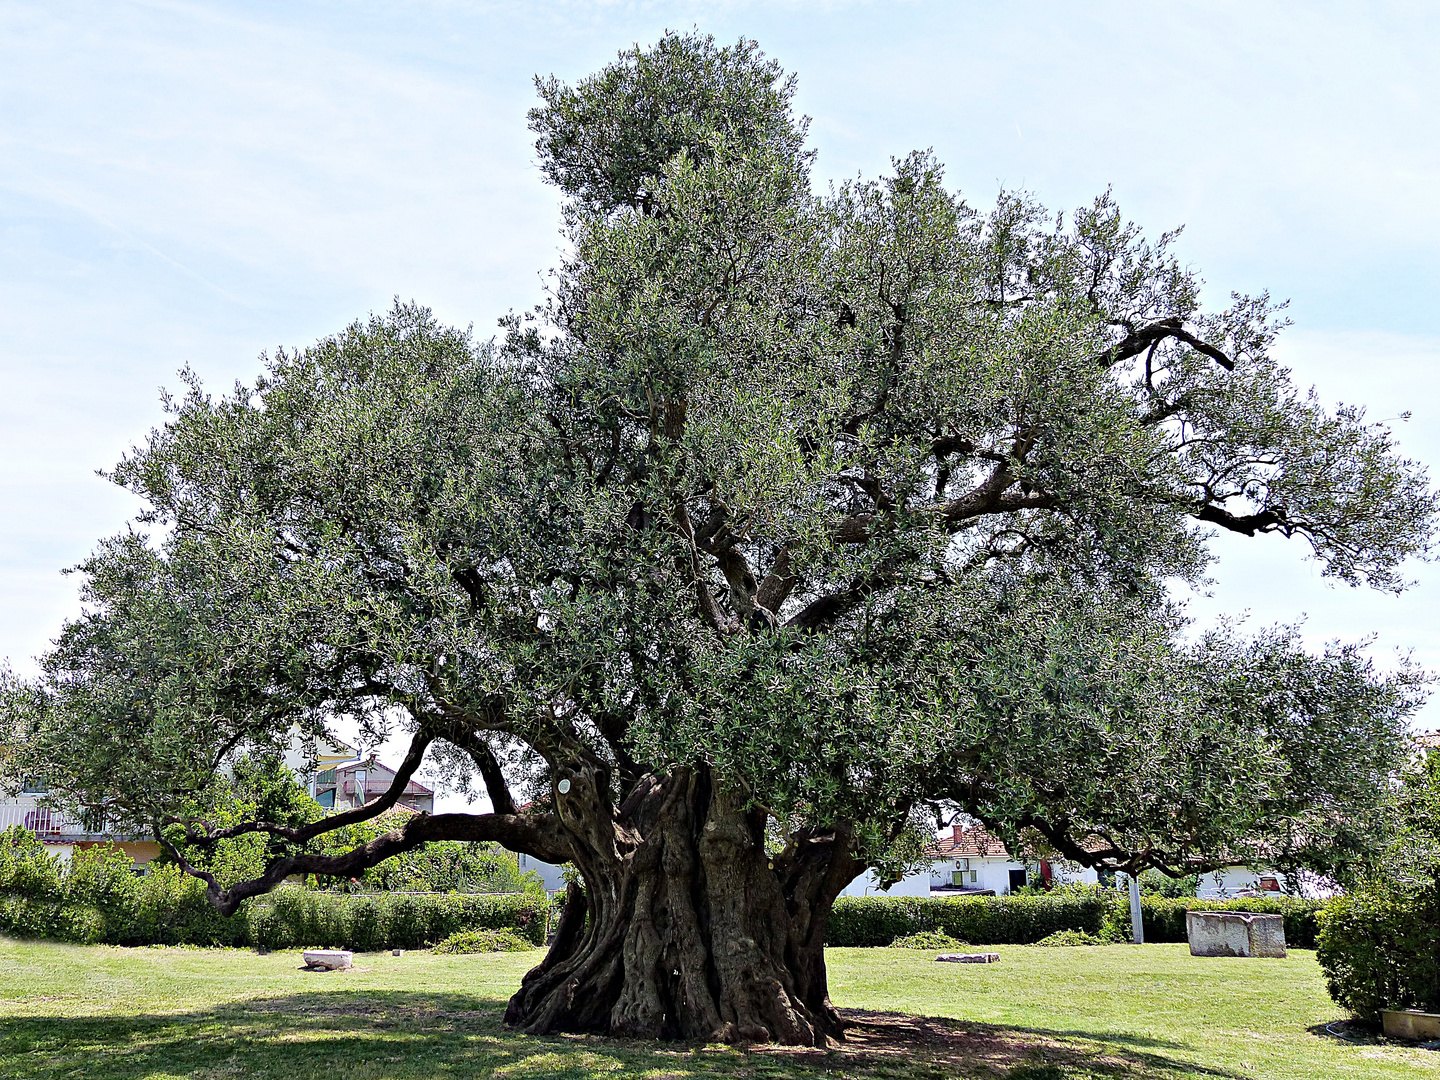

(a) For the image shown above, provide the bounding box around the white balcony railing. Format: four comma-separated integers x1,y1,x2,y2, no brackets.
0,800,132,839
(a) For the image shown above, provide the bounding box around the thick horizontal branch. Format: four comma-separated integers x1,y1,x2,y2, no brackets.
161,810,575,917
1015,813,1249,878
940,488,1057,527
1193,502,1290,537
1095,316,1234,371
784,561,903,634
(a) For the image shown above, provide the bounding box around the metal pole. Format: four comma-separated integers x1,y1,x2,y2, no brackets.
1129,873,1144,944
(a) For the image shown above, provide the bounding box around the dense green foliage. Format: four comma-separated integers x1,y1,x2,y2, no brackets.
1138,870,1199,898
827,891,1323,948
1377,741,1440,887
0,828,547,950
1317,886,1440,1022
0,829,247,946
1,29,1433,929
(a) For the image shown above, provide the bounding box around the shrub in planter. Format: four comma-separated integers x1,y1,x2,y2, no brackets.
1317,885,1440,1023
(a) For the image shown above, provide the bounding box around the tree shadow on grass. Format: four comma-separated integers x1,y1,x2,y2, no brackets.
813,1009,1248,1079
0,992,1252,1080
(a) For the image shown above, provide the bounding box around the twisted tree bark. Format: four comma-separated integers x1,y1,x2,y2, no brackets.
504,766,858,1045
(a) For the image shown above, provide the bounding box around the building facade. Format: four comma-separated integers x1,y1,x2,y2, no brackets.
928,825,1100,895
0,782,160,870
312,756,435,814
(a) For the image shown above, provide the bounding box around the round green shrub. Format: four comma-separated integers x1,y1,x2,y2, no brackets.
1034,929,1108,946
1317,885,1440,1023
890,929,968,950
432,928,535,954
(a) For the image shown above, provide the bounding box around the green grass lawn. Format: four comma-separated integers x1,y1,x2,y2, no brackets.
0,938,1432,1079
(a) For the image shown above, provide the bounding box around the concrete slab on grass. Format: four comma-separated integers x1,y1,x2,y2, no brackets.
1186,912,1286,958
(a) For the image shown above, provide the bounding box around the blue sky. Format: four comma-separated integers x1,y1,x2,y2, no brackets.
3,1,1437,792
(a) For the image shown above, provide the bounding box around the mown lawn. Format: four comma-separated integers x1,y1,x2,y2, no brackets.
0,938,1431,1079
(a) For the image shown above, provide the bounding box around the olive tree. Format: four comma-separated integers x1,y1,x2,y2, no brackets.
4,32,1433,1045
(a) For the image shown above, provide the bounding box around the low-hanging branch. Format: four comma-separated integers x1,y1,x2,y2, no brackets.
157,809,575,916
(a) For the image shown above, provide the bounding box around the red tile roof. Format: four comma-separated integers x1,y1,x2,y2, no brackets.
928,825,1110,861
931,826,1013,859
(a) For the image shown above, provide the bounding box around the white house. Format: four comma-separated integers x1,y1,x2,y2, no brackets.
838,825,1101,898
1196,866,1288,899
516,851,569,892
928,825,1099,895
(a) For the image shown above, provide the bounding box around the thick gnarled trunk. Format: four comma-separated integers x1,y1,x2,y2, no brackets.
503,767,857,1045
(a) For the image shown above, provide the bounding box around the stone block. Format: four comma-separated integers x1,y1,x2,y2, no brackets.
935,953,1000,963
302,949,354,971
1186,911,1286,958
1382,1009,1440,1042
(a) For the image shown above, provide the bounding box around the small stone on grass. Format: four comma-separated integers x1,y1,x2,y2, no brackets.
301,949,353,971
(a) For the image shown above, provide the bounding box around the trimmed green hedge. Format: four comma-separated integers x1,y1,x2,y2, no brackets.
828,892,1324,947
0,827,548,951
246,888,548,951
1317,886,1440,1022
1138,895,1323,949
830,893,1110,946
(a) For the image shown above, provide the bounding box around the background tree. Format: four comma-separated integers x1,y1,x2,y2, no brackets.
2,32,1433,1046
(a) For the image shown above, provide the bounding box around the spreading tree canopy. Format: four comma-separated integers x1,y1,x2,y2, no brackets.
3,32,1434,1045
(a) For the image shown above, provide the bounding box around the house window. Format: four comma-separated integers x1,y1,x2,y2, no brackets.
969,870,978,884
21,778,48,794
316,789,335,809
